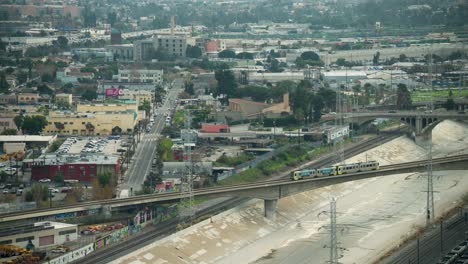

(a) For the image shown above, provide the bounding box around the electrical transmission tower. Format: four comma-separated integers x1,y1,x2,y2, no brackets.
425,44,435,226
179,110,195,226
334,84,345,165
329,196,339,264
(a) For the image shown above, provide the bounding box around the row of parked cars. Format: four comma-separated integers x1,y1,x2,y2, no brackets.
56,137,77,154
81,138,109,153
1,183,25,196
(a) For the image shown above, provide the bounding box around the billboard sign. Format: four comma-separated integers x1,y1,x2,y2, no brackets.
105,88,123,97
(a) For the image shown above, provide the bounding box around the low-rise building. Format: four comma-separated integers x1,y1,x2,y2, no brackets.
0,221,77,249
55,93,73,106
323,125,349,144
71,48,113,63
44,110,138,136
117,90,153,105
0,116,17,132
30,153,120,182
77,102,138,115
116,68,163,85
0,94,17,105
56,66,94,84
106,44,134,61
17,93,39,104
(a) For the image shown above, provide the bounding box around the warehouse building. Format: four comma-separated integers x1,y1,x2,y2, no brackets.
0,221,77,249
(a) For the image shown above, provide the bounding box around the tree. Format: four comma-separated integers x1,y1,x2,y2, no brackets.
54,122,65,134
41,73,54,83
30,184,49,207
396,83,412,110
54,36,68,49
299,51,320,61
156,138,173,161
214,69,237,99
37,84,53,95
108,12,117,25
186,45,202,58
0,73,10,94
236,52,254,59
444,98,456,110
138,100,151,116
373,52,380,65
184,82,195,95
398,54,407,62
218,49,236,59
85,122,95,136
81,89,97,101
13,115,24,133
22,115,48,135
1,128,17,135
16,71,28,84
295,51,323,68
447,51,463,61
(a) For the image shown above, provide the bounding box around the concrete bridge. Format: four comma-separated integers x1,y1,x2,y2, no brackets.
1,154,467,223
337,111,468,134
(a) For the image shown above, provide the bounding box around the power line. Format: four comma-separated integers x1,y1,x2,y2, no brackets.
179,110,195,227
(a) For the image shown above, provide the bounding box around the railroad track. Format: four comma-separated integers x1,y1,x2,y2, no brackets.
383,212,468,264
75,197,248,264
4,132,467,222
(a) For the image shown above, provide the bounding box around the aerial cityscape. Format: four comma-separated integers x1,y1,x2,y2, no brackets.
0,0,466,263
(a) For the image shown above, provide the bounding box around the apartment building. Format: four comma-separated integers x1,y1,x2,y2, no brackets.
116,69,163,85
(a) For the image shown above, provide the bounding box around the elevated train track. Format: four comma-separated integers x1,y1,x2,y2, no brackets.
1,153,467,224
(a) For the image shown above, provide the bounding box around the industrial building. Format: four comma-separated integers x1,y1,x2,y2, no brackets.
0,221,78,249
29,153,120,182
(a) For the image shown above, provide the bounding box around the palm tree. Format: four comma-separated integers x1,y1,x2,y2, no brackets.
85,122,95,136
54,122,65,134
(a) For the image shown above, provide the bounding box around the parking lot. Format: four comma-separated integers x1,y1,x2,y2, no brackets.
56,136,128,156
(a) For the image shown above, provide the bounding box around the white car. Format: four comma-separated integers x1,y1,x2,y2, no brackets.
39,178,51,183
4,167,15,172
48,188,60,193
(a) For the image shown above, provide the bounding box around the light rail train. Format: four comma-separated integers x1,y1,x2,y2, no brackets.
291,161,379,181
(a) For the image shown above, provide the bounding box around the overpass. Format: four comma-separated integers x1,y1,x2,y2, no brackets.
330,110,468,134
0,154,467,223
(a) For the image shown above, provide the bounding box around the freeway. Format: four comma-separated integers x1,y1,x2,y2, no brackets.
1,154,467,223
120,79,183,194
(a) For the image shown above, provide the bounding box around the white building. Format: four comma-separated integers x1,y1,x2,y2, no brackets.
116,69,163,84
0,221,77,249
323,125,349,144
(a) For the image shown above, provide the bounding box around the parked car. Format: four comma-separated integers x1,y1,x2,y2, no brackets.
2,189,9,194
48,188,60,193
51,248,66,254
38,178,51,183
4,167,15,172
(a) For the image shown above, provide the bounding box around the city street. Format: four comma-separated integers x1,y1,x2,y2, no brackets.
120,80,182,195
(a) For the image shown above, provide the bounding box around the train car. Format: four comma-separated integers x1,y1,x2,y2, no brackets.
291,169,317,181
358,161,379,172
317,167,337,176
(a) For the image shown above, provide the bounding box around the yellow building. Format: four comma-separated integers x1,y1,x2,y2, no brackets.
17,93,39,104
55,93,73,105
44,110,137,136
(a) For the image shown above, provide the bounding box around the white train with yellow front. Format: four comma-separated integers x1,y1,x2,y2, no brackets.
291,161,380,181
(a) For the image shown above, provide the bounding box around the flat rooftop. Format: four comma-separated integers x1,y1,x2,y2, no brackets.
0,135,56,142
